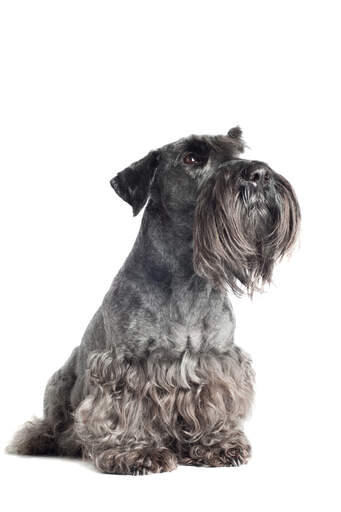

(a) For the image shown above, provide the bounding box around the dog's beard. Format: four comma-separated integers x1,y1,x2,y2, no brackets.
193,169,300,295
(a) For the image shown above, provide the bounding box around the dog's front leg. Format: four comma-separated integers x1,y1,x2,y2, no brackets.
175,346,254,468
74,349,177,475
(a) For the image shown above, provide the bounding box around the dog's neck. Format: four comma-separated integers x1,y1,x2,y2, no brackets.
109,200,235,353
122,200,208,291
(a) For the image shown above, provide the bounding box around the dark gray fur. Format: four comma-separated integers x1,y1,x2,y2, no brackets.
7,128,300,475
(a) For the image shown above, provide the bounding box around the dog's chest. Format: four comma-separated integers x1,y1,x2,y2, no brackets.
159,285,235,353
106,277,236,357
103,264,237,357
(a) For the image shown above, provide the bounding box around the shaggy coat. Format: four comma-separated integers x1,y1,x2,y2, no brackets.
8,128,300,474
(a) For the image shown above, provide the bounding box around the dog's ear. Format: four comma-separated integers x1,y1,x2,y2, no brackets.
110,150,160,216
227,126,245,154
227,126,243,139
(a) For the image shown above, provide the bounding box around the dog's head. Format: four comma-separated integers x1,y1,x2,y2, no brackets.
111,127,300,295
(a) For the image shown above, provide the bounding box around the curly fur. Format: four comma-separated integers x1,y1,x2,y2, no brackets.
8,345,254,474
76,344,254,473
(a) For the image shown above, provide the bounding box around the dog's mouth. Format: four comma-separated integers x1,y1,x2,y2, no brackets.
193,160,300,295
238,173,279,245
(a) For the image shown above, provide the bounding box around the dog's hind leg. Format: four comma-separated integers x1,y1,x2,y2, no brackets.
7,308,108,457
7,347,81,457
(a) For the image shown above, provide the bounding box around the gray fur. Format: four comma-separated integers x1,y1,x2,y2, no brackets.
7,128,300,475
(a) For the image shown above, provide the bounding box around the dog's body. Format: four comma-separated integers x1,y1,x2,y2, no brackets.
8,128,300,474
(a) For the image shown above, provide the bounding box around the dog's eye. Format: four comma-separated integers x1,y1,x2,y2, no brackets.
183,153,204,165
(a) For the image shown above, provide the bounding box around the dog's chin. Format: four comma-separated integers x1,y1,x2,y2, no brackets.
193,170,300,296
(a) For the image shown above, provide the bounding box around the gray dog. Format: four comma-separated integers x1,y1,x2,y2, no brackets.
8,127,300,475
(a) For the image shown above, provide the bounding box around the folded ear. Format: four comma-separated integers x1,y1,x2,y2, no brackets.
110,150,160,216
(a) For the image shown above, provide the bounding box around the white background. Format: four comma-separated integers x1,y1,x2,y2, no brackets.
0,1,340,510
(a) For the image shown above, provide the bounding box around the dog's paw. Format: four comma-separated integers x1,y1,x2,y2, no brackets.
94,447,178,475
129,448,178,476
219,443,251,467
180,439,251,468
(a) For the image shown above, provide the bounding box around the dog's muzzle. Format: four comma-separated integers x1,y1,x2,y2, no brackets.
219,159,273,185
219,159,275,207
240,161,273,188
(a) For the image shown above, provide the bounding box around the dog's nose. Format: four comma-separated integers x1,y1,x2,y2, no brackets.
244,163,272,186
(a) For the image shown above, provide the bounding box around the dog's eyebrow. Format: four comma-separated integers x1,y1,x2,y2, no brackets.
172,138,210,167
173,135,241,167
184,138,210,155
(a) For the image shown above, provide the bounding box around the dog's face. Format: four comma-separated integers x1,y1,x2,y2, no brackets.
111,127,300,295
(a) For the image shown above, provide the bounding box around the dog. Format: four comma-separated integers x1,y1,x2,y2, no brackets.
8,127,300,475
